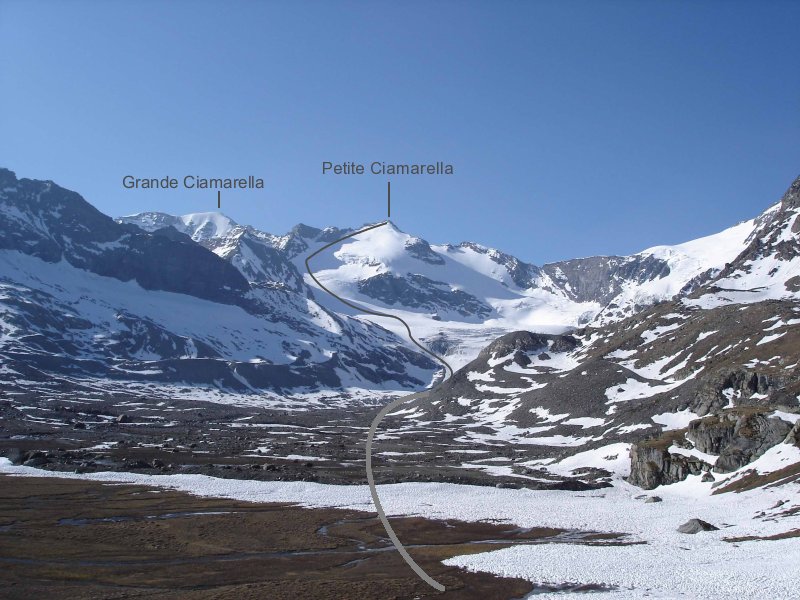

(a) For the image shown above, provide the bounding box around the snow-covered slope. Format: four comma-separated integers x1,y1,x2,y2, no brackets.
295,222,596,368
5,452,799,598
120,211,238,241
688,177,800,308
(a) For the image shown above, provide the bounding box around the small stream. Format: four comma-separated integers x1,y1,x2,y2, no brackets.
3,508,630,595
57,510,235,526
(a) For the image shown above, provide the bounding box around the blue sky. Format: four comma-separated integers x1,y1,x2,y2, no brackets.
1,0,798,263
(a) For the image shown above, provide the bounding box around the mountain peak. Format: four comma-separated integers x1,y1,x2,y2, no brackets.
0,167,17,187
780,174,800,211
120,211,239,242
291,223,322,239
177,212,238,239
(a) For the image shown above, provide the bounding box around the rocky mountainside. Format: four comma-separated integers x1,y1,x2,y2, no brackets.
0,168,437,404
544,215,758,326
693,175,800,305
396,175,800,490
0,170,249,305
116,211,309,293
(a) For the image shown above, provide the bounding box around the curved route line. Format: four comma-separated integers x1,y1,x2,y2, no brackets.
305,221,452,592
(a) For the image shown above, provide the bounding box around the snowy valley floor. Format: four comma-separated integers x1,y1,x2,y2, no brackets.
2,456,799,599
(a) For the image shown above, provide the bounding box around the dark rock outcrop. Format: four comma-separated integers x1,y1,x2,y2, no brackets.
628,434,708,489
687,410,792,473
677,518,719,534
785,421,800,447
358,272,492,318
543,254,671,305
4,448,26,465
478,331,578,361
628,409,795,490
405,237,445,265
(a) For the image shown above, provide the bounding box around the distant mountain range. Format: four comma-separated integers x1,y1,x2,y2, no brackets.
118,193,763,371
1,167,798,409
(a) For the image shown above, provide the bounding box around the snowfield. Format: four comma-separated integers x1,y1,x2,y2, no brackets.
2,448,799,599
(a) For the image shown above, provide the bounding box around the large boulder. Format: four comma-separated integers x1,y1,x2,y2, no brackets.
4,448,26,465
677,519,719,534
628,433,707,489
687,409,792,473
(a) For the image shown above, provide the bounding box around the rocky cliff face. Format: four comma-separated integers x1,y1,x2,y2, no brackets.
543,254,672,305
688,410,793,472
0,169,250,306
628,410,798,489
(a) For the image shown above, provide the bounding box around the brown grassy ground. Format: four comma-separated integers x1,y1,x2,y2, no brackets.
0,474,551,600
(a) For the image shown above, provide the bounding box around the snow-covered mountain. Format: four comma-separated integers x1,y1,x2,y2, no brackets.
550,215,758,326
690,175,800,307
123,204,761,370
116,211,308,292
0,168,437,404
